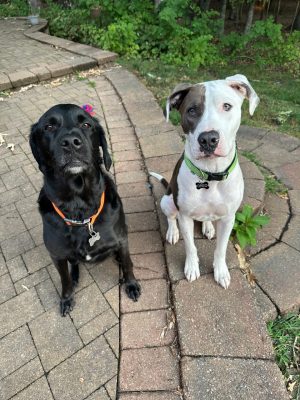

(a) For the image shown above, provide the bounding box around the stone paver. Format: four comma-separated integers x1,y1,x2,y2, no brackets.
182,357,289,400
48,335,117,400
1,22,299,399
174,270,273,358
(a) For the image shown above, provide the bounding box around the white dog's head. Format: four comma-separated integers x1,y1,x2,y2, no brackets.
166,74,259,161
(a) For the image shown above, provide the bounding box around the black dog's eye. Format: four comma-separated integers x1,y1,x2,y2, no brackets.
188,107,197,116
82,122,91,129
223,103,232,112
45,124,55,131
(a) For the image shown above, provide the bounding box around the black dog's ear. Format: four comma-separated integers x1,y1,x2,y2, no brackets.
94,119,112,171
29,123,45,173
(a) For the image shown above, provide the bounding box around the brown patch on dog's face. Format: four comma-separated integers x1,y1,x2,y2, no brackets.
177,85,206,134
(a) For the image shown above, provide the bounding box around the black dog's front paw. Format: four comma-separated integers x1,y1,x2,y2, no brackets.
60,297,75,317
125,280,141,302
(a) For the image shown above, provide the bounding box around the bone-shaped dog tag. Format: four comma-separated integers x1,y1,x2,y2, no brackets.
88,222,101,247
89,231,100,247
196,181,209,190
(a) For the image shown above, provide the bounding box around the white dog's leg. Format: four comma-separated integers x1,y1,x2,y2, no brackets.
178,214,200,281
202,221,215,240
161,194,179,245
213,215,235,289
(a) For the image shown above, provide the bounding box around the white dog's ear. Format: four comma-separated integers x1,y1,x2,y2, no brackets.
226,74,260,116
165,83,193,122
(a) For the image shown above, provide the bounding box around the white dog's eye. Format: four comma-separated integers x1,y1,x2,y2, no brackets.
82,122,91,129
223,103,232,111
188,107,196,116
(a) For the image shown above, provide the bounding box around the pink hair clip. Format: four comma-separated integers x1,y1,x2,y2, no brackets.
81,104,95,116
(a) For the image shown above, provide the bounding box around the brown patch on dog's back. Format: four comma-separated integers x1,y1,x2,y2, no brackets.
167,153,184,209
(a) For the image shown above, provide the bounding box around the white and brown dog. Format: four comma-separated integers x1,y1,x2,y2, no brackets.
151,74,259,289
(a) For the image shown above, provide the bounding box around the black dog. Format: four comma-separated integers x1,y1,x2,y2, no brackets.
30,104,141,316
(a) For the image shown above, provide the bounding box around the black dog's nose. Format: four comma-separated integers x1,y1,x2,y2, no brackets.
60,134,82,150
198,130,219,154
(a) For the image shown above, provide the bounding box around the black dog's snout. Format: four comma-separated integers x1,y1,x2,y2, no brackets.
60,133,83,151
198,130,220,154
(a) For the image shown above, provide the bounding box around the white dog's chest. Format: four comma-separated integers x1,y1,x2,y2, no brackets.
177,163,243,221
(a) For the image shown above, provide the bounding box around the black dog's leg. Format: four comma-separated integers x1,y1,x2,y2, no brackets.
52,258,75,316
70,261,79,287
118,241,141,301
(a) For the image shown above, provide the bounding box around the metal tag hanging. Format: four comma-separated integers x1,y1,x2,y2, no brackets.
88,223,101,247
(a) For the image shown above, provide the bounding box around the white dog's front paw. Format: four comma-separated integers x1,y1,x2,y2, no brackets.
166,222,179,245
202,221,215,240
184,256,200,282
214,263,231,289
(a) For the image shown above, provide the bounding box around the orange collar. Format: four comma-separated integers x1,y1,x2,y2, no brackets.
51,190,105,227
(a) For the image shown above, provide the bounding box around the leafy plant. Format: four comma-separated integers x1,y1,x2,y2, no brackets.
232,204,270,249
267,313,300,399
265,175,287,195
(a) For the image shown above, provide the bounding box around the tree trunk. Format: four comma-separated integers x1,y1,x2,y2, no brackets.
199,0,211,11
219,0,227,35
244,0,255,34
275,0,281,23
154,0,162,8
291,1,300,31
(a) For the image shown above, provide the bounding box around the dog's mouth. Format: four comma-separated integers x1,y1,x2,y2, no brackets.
61,159,89,175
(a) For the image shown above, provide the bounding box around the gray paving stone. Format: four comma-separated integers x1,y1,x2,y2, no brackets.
0,187,24,207
104,323,119,357
252,243,300,313
89,258,120,293
121,279,169,314
78,308,118,345
9,70,38,88
0,212,27,242
1,167,29,190
10,376,54,400
119,393,182,400
0,288,43,338
0,273,15,304
14,267,49,294
174,270,273,358
104,284,119,317
1,231,35,260
0,253,7,276
289,189,300,215
165,239,239,282
0,325,37,380
85,387,110,400
0,357,44,400
48,335,117,400
22,244,52,273
105,375,117,399
253,284,278,323
254,143,298,170
119,347,179,392
6,256,28,282
121,309,175,349
29,223,43,246
281,215,300,251
21,208,42,230
131,252,167,280
29,308,83,371
70,283,109,328
35,277,60,311
181,357,289,400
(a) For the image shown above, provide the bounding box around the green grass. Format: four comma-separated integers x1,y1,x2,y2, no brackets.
119,58,300,138
267,313,300,399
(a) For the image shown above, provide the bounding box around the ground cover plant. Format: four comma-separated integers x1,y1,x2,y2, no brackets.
268,313,300,399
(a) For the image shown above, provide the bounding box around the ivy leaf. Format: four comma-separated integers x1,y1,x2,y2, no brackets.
236,230,249,249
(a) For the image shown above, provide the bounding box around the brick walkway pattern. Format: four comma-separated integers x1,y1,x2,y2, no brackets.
1,17,300,400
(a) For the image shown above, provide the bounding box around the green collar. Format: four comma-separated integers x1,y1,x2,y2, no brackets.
184,149,238,182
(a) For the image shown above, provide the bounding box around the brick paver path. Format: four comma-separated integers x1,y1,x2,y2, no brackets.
1,18,300,400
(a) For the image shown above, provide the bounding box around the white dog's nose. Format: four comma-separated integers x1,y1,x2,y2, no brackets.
198,130,219,154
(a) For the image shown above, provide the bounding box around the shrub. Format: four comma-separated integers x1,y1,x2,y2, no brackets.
0,0,29,17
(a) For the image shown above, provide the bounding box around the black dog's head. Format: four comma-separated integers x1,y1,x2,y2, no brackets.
30,104,112,176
